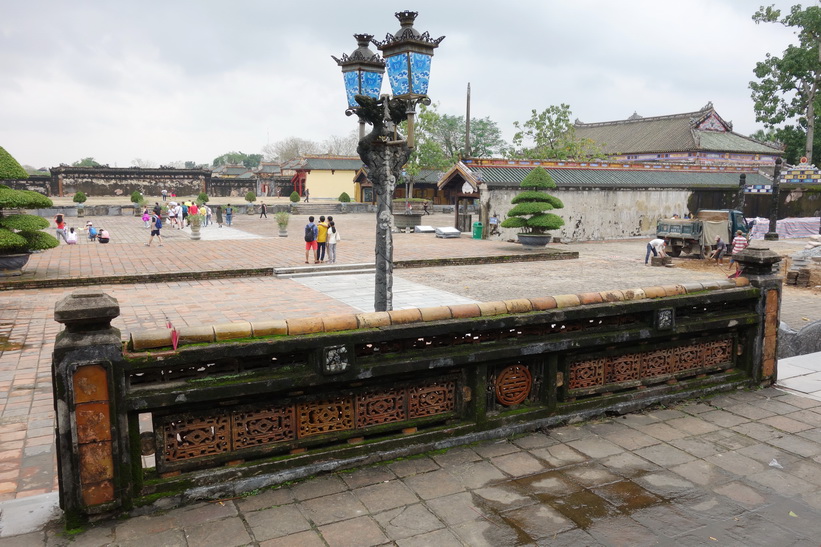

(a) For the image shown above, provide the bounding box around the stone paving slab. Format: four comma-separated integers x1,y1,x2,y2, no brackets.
2,389,820,545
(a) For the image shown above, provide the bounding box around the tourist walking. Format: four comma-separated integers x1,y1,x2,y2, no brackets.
145,214,163,247
303,188,310,203
176,203,184,229
153,202,162,216
142,207,151,228
327,220,340,264
226,204,233,226
316,216,329,263
259,202,268,219
215,205,224,227
204,204,212,227
54,213,68,243
645,237,666,265
304,216,318,264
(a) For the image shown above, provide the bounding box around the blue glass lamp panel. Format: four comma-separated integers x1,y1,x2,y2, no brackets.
386,53,410,96
360,70,383,100
409,52,432,95
343,71,359,108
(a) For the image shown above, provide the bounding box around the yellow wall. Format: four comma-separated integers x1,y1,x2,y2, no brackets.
305,170,358,200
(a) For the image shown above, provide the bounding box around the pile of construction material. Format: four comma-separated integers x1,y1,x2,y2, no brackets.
786,235,821,287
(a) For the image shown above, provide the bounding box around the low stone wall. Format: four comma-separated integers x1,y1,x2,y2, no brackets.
51,248,781,523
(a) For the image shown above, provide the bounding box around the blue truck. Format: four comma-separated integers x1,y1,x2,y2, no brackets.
656,209,748,258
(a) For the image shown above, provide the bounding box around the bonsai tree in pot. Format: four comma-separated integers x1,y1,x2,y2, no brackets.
275,211,290,237
245,191,256,214
500,166,564,247
0,146,59,276
73,191,87,217
130,190,144,215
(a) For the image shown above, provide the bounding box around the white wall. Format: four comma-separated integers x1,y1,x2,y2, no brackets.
482,186,692,242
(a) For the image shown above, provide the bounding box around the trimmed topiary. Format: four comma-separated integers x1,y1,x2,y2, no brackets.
500,166,564,235
245,191,256,203
73,191,87,204
0,147,29,179
0,184,58,254
130,190,143,204
197,192,209,204
338,192,351,203
289,191,300,203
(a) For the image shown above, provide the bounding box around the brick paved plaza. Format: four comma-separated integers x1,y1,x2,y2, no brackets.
0,211,820,544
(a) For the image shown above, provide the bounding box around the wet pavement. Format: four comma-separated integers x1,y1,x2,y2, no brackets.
0,210,820,544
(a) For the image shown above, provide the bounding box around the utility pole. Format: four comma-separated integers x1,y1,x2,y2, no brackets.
464,83,471,158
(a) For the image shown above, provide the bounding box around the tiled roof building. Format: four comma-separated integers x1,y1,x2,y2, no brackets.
573,103,782,166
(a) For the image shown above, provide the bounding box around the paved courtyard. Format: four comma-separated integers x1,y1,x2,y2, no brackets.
0,211,820,544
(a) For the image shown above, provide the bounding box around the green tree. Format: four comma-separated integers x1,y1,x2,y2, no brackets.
212,152,263,169
510,104,603,160
71,157,101,167
750,4,821,161
500,167,564,235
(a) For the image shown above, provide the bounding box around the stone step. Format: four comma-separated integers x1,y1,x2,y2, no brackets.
280,268,376,279
274,263,375,278
290,203,342,215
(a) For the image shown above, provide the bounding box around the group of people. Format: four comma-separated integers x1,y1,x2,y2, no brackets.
646,229,750,274
304,215,340,264
54,214,109,244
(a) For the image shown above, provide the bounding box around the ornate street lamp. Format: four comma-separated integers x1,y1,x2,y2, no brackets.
374,10,444,148
333,11,444,312
332,34,385,139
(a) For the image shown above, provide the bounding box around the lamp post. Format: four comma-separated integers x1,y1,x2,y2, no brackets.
764,158,783,241
334,11,444,312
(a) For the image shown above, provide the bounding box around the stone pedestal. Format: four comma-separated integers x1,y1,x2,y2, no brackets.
53,291,127,525
732,246,783,385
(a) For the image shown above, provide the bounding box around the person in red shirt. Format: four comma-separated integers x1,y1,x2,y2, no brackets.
729,230,749,275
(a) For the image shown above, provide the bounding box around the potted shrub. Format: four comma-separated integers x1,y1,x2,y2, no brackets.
245,191,256,214
0,147,59,276
289,191,300,203
339,192,351,203
130,190,143,216
197,192,209,205
73,191,87,217
275,211,290,237
500,166,564,247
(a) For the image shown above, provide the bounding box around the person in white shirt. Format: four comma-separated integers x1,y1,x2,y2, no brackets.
645,238,666,265
66,227,77,245
326,221,341,264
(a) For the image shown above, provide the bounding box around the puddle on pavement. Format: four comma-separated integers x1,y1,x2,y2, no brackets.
547,489,622,528
475,469,669,544
0,334,25,352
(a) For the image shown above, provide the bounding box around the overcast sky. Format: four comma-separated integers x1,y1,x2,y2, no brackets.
0,0,804,169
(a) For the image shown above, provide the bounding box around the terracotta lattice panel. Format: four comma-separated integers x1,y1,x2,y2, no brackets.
232,405,296,448
356,388,407,427
408,380,456,417
568,338,733,392
156,376,457,468
297,397,355,438
161,415,230,462
494,365,533,406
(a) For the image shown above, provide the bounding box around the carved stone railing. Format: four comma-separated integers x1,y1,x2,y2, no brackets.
52,248,781,523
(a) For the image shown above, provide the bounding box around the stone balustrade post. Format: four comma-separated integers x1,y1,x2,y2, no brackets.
732,246,783,384
52,290,126,524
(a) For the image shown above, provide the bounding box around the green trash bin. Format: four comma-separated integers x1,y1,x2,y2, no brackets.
472,221,483,239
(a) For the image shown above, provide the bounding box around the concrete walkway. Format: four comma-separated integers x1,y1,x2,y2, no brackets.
2,380,821,545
